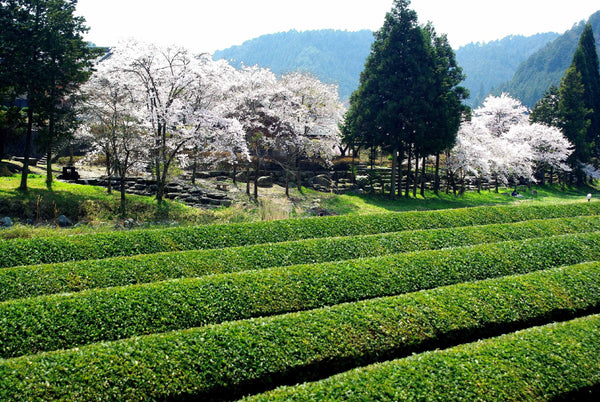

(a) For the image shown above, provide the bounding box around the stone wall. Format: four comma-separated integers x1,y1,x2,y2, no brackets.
75,177,232,208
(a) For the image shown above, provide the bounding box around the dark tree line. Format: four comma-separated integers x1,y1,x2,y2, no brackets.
0,0,101,190
531,23,600,184
343,0,468,197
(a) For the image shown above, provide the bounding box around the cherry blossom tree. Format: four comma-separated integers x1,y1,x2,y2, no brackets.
226,65,289,198
488,135,534,191
78,59,147,214
103,41,247,202
503,123,572,185
449,94,572,192
476,93,528,136
276,72,343,195
446,121,491,194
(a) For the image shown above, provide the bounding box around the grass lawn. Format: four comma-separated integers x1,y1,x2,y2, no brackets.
1,158,598,239
321,184,597,215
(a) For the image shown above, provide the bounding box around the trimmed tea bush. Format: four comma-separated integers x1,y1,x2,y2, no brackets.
2,233,600,358
1,264,599,400
246,314,600,401
2,215,600,301
2,202,599,268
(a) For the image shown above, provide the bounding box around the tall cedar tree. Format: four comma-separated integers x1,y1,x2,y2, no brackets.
530,85,561,127
423,25,469,195
344,0,466,197
0,0,99,190
345,0,427,197
558,66,591,178
570,23,600,160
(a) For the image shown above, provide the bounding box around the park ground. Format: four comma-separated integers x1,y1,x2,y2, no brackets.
1,158,598,240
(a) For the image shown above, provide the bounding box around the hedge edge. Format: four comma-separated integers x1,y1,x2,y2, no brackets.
2,215,600,302
1,263,599,400
3,231,600,358
2,202,600,268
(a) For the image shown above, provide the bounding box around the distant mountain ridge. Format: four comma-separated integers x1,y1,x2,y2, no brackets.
213,29,373,100
494,10,600,107
456,33,560,106
213,13,599,106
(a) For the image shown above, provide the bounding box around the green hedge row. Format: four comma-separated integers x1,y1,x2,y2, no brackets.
3,232,600,358
247,314,600,401
1,263,599,400
2,202,600,268
2,215,600,301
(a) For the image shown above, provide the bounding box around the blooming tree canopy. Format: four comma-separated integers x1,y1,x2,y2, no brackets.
277,72,343,194
77,40,345,202
476,92,529,137
449,94,572,190
87,40,248,202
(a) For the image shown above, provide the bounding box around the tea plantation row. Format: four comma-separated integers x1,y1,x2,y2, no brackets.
1,263,599,400
0,202,599,400
1,214,599,301
2,232,600,358
1,202,599,267
245,314,600,401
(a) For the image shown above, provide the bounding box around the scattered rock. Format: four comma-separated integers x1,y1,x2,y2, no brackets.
1,216,13,228
57,215,73,228
257,176,274,188
312,174,331,188
124,218,136,229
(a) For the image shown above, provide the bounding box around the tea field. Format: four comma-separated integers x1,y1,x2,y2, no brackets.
1,201,599,400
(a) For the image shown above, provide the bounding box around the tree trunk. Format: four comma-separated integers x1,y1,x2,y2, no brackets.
155,123,165,204
396,150,404,197
105,152,112,194
246,163,251,196
390,148,397,197
296,157,302,192
45,140,52,188
191,150,197,185
350,150,356,184
254,156,260,199
232,163,237,186
413,151,419,198
19,107,34,192
285,168,290,198
120,175,127,216
405,144,412,198
45,112,55,188
420,156,426,197
434,153,440,195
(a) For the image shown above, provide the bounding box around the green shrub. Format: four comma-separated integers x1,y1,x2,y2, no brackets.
2,215,600,301
2,202,600,268
1,264,599,400
2,233,600,358
247,314,600,401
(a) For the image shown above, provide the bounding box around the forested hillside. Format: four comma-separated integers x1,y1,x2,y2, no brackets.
495,10,600,107
213,29,558,104
456,33,559,106
213,29,373,100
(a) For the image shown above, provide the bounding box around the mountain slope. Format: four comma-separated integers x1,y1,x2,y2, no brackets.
213,29,373,100
495,10,600,107
213,29,562,105
456,33,559,106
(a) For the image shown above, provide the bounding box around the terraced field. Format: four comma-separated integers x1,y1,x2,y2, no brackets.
1,202,600,400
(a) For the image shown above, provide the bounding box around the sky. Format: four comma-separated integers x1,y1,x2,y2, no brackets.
75,0,600,53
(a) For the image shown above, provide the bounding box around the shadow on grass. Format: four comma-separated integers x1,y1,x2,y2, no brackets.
324,184,598,215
